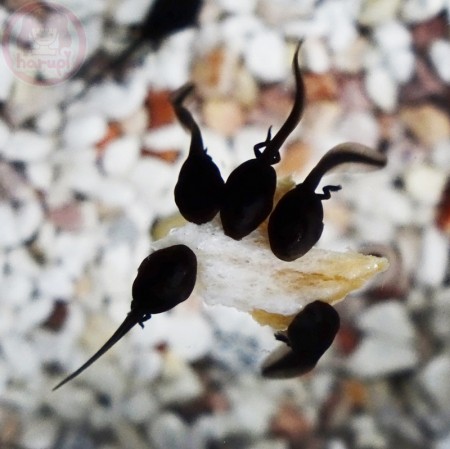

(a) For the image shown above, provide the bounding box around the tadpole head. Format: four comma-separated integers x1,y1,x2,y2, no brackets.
221,159,277,240
287,301,340,358
268,185,324,261
131,244,197,314
175,154,225,224
261,301,340,379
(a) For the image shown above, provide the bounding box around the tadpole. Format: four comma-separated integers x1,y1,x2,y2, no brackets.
53,244,197,390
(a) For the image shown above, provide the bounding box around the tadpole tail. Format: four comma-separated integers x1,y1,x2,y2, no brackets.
52,313,139,391
303,142,388,190
171,83,205,156
264,41,306,160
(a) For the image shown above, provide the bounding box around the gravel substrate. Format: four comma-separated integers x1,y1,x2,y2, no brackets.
0,1,449,448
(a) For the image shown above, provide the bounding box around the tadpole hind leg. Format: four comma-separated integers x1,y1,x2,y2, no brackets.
319,185,341,200
274,331,290,345
253,126,273,157
139,314,152,328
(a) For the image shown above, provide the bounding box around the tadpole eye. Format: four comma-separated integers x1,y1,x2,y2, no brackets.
261,301,340,379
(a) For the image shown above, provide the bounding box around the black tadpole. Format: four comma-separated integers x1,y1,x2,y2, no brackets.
261,301,340,379
53,244,197,391
220,42,306,240
172,83,225,224
268,143,388,261
64,0,204,105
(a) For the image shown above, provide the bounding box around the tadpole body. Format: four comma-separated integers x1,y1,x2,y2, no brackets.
268,143,387,261
262,301,340,379
172,84,225,224
220,42,305,240
53,244,197,391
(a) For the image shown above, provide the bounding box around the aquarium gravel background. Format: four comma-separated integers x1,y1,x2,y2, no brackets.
0,0,449,448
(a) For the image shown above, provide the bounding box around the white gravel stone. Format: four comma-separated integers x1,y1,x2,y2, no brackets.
3,272,34,307
15,199,44,243
35,108,62,135
37,266,74,299
338,111,380,148
0,47,15,102
148,412,190,449
432,289,450,342
146,31,195,89
114,0,152,25
317,1,359,51
3,336,41,381
0,119,10,150
122,389,158,423
419,355,450,412
347,336,418,378
3,130,54,162
63,112,108,148
416,226,449,288
49,384,95,420
357,302,415,343
386,49,415,83
244,31,288,82
401,0,445,23
164,308,214,361
222,15,264,52
20,417,59,449
218,0,258,13
364,66,398,112
404,163,447,205
430,39,450,83
373,21,412,50
121,107,149,135
26,162,54,191
302,37,331,73
358,0,402,26
0,203,19,248
15,295,54,334
87,73,147,120
101,135,141,177
143,124,185,152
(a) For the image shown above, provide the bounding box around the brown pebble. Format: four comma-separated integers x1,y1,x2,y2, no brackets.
48,202,84,232
343,379,369,409
410,13,448,52
42,300,68,332
303,72,339,102
141,148,180,163
254,85,295,124
202,98,245,137
436,177,450,235
275,140,312,178
400,104,450,147
192,47,226,94
335,322,361,356
146,90,176,129
270,401,313,443
400,56,448,104
337,74,372,111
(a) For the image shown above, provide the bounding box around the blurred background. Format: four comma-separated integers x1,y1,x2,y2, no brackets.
0,0,449,448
